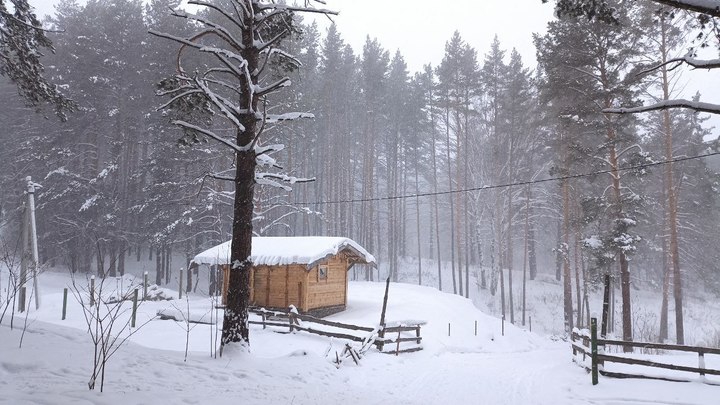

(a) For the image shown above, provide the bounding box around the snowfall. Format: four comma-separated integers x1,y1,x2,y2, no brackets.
1,260,719,405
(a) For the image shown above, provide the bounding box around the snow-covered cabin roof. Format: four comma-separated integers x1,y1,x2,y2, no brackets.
191,236,376,270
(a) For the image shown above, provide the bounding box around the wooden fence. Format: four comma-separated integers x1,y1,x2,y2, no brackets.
572,318,720,385
248,307,423,355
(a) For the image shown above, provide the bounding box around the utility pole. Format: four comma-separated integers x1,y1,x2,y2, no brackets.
26,177,40,309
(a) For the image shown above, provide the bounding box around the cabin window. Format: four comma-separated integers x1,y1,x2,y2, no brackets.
318,265,328,280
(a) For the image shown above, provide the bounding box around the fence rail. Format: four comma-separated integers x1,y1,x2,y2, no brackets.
572,318,720,385
248,307,424,355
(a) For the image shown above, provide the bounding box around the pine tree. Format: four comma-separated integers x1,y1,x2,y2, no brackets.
151,0,336,347
0,0,73,118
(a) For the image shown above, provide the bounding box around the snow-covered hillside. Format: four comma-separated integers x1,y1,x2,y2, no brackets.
1,268,718,404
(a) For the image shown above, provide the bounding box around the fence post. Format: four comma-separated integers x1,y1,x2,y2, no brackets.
62,288,68,320
699,351,706,378
90,275,95,307
143,271,148,301
395,330,401,356
448,323,451,337
18,286,26,313
131,288,138,328
591,317,598,385
502,315,505,336
289,311,295,333
474,320,477,336
416,325,421,344
529,316,532,333
179,269,184,300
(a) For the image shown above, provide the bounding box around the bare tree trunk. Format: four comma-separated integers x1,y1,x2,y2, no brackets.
430,115,442,291
522,185,529,326
507,185,514,324
562,178,573,333
108,243,117,278
155,246,162,286
445,102,457,295
414,153,423,286
164,246,172,285
574,219,582,328
118,241,125,276
658,17,684,344
659,164,671,342
222,112,256,347
555,218,562,282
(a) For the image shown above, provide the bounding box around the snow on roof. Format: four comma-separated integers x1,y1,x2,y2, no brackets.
191,236,376,269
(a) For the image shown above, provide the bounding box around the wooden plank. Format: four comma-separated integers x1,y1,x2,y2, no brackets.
597,353,720,376
248,321,290,328
384,326,424,333
298,282,304,312
250,267,255,304
344,257,348,306
381,346,423,354
598,339,720,356
377,336,423,344
285,265,289,308
266,267,271,306
572,342,589,356
292,324,365,343
293,313,375,332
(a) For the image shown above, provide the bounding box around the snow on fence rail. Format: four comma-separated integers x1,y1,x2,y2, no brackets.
248,306,424,355
571,318,720,385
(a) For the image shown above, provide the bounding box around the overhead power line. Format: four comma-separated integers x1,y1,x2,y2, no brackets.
294,150,720,206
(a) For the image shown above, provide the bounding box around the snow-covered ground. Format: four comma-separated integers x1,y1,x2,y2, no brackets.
1,265,719,404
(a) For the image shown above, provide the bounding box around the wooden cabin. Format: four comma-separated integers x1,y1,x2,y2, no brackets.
191,237,376,317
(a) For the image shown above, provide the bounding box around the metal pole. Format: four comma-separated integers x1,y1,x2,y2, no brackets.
19,203,29,313
26,177,40,310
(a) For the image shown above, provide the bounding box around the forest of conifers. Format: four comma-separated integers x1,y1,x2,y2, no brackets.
1,0,719,340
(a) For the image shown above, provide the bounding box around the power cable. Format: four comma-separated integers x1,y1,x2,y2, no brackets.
292,150,720,206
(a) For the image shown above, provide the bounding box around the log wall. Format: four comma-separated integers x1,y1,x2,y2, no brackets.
305,255,348,311
222,254,350,313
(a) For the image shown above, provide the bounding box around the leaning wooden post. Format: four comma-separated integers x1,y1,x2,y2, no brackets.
61,288,68,320
378,277,390,351
591,317,599,385
179,268,184,300
143,271,148,301
131,288,138,328
90,275,95,307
